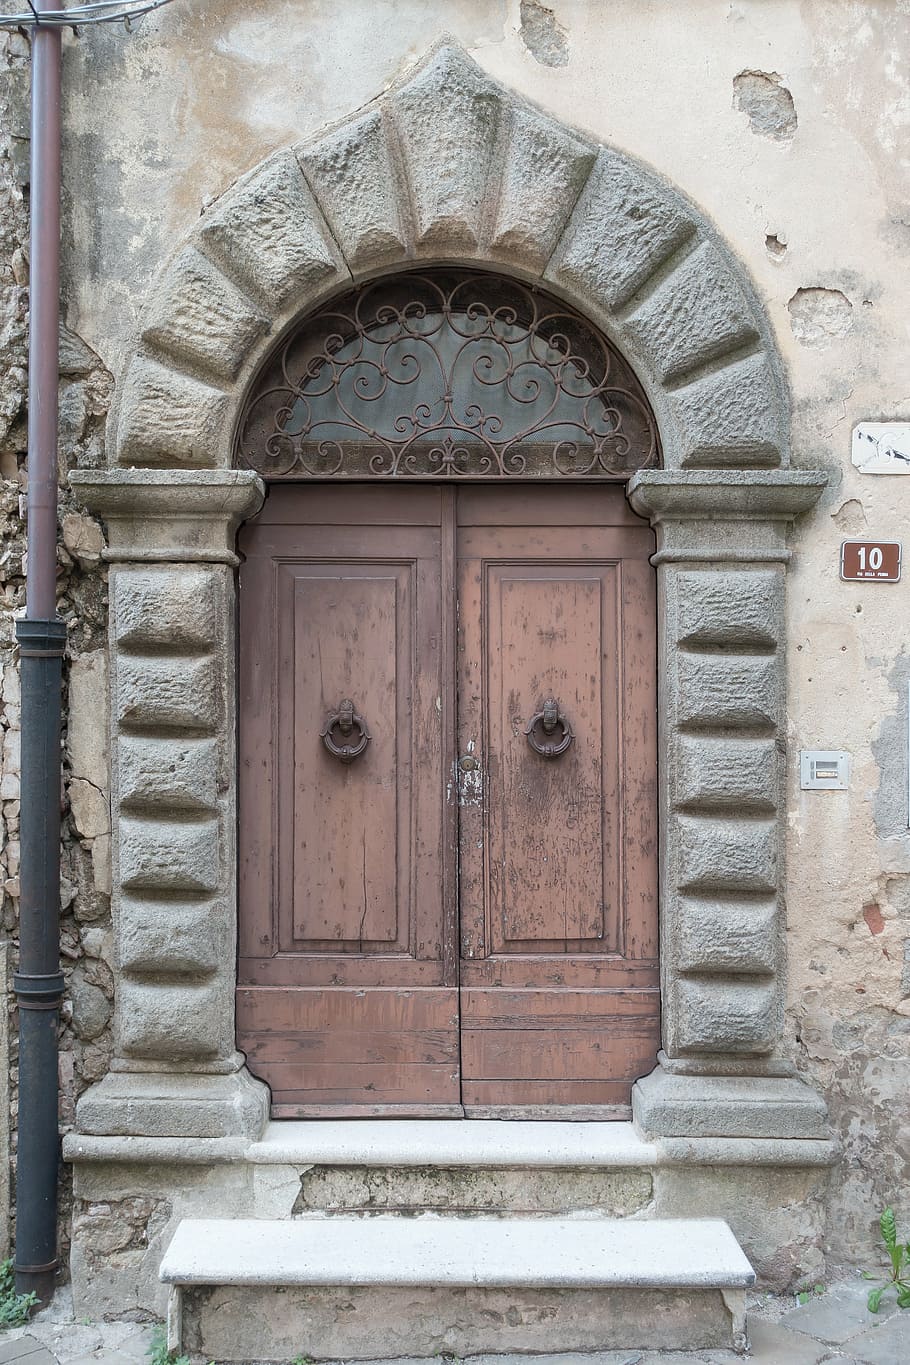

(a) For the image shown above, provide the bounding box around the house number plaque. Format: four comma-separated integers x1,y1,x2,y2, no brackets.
840,540,902,582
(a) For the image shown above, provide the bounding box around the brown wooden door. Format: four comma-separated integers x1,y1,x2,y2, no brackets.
236,486,460,1116
237,483,658,1117
456,487,658,1117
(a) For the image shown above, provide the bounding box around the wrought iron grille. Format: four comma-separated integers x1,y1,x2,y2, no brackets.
236,271,659,480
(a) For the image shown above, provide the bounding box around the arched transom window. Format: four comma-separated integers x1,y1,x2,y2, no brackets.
237,270,659,479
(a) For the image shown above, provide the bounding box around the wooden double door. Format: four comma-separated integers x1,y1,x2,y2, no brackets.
237,484,658,1118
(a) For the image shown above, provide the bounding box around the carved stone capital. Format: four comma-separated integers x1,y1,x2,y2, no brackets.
69,469,265,565
627,470,828,564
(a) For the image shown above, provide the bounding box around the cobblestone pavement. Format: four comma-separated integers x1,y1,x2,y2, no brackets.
0,1276,908,1364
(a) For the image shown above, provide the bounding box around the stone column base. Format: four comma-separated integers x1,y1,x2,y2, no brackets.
633,1058,831,1142
73,1064,269,1142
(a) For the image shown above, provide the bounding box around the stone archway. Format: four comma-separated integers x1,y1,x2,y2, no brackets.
70,42,831,1151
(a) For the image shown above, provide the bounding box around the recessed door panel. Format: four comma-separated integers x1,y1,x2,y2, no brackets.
284,564,410,949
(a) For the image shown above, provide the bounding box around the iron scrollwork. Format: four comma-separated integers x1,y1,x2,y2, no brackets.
237,271,658,480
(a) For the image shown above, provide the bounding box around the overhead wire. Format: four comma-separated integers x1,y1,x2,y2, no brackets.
0,0,176,28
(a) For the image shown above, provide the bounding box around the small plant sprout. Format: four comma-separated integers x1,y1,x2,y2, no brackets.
865,1207,910,1312
0,1258,38,1328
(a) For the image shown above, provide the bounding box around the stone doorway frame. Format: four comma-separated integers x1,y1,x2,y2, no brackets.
70,43,830,1150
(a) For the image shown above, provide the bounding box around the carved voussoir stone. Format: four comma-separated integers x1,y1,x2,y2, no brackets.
676,898,778,976
390,45,502,250
115,356,230,469
199,149,347,310
546,148,694,311
113,567,219,652
298,110,407,273
669,353,787,468
625,241,760,384
489,108,596,270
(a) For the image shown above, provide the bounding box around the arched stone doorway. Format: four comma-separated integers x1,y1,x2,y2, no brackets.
68,42,832,1160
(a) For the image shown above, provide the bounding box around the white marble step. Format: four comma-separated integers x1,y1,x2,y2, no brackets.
160,1213,754,1289
161,1215,754,1357
246,1117,658,1167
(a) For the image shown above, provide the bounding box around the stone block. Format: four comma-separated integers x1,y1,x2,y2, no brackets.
116,978,225,1059
118,897,221,977
673,978,780,1052
141,246,267,383
69,778,111,840
676,897,778,975
677,816,777,893
676,895,774,982
116,657,218,733
68,651,110,791
677,654,779,730
625,242,760,384
119,737,218,813
119,817,219,893
675,569,780,649
116,356,230,468
200,150,344,309
391,45,501,251
299,110,406,272
113,567,219,652
669,352,787,468
547,148,694,311
490,109,596,270
675,736,777,810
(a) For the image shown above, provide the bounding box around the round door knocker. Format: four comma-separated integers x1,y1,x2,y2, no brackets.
321,698,371,765
524,697,574,759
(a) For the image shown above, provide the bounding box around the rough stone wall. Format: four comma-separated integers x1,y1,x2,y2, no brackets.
0,0,906,1278
0,26,114,1268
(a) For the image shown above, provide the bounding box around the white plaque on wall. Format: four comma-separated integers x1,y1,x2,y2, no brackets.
852,423,910,473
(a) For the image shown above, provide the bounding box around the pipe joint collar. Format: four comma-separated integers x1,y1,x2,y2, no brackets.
15,618,67,658
14,971,65,1008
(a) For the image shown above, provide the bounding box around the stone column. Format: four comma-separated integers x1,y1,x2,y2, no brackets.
627,470,831,1143
68,470,269,1143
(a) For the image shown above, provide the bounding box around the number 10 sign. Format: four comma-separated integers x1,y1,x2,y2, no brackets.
840,540,902,582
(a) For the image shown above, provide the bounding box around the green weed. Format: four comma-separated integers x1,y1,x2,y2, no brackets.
0,1258,38,1328
865,1207,910,1312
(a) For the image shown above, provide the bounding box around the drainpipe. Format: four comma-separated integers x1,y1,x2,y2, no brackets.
13,20,66,1305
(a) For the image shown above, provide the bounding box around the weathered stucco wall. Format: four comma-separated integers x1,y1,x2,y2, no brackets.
1,0,908,1276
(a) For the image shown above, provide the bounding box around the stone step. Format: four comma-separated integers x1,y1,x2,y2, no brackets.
160,1214,754,1359
252,1119,659,1216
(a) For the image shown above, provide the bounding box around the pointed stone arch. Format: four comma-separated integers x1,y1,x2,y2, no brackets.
110,43,788,477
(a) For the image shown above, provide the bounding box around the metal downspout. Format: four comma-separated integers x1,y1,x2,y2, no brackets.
14,20,66,1305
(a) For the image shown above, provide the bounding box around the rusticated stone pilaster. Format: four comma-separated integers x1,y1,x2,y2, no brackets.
68,471,269,1142
628,471,832,1142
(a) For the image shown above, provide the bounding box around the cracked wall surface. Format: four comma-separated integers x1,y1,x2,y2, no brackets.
0,0,907,1280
